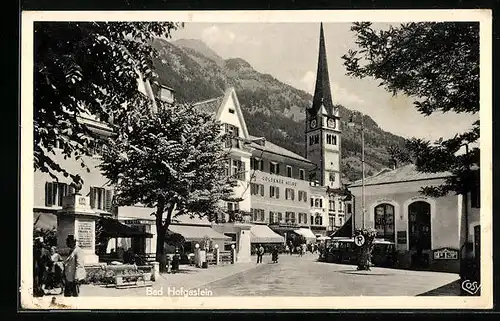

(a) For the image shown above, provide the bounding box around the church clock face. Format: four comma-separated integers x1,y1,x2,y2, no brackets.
310,119,317,129
327,118,336,128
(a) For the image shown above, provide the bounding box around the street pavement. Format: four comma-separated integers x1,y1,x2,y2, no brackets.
202,253,461,296
78,253,460,297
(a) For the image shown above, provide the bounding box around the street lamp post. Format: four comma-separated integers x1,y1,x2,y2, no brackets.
349,112,365,229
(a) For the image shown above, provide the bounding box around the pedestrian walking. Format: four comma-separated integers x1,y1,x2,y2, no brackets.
271,246,279,263
256,244,265,263
63,235,86,297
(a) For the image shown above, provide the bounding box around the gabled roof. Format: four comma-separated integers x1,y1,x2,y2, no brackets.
192,96,225,114
249,135,312,163
348,164,452,187
192,88,250,139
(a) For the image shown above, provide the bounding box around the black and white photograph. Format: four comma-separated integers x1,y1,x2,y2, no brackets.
20,10,492,309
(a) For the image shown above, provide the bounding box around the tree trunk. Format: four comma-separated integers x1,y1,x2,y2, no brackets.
155,199,167,272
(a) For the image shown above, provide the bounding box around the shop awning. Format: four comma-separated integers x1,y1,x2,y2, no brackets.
168,225,231,242
98,218,153,238
330,217,353,238
294,228,317,241
250,225,285,243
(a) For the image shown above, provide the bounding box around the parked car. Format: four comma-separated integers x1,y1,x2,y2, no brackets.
320,237,396,267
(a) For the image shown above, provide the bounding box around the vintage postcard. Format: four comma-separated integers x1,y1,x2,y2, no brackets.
20,9,492,310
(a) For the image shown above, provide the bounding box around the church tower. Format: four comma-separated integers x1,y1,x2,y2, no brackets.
305,23,342,189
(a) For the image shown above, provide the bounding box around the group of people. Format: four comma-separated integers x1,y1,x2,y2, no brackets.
285,242,319,256
254,245,279,264
33,235,86,297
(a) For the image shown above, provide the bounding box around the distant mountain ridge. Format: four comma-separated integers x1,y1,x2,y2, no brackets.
153,38,407,182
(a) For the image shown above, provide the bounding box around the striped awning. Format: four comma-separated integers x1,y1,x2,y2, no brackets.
293,228,317,241
250,225,285,243
168,225,231,242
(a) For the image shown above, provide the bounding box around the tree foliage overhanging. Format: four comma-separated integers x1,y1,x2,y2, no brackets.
342,22,480,197
98,101,239,260
34,22,183,185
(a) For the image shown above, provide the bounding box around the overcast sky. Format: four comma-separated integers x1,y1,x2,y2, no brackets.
169,23,478,141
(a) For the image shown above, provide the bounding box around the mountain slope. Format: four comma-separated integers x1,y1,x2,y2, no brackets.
152,38,407,182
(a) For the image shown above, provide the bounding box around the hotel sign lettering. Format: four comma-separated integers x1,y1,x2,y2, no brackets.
433,248,459,260
261,176,297,187
77,221,94,249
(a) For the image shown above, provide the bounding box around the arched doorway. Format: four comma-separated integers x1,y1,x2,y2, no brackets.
408,201,431,269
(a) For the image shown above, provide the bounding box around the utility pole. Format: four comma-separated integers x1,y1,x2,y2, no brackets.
361,114,365,229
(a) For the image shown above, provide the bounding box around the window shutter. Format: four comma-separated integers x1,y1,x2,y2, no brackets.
105,189,113,212
45,182,53,206
89,187,96,209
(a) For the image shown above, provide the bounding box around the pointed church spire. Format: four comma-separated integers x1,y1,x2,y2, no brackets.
309,22,334,117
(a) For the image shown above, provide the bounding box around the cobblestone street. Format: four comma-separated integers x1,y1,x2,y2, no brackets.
79,253,461,297
202,254,461,296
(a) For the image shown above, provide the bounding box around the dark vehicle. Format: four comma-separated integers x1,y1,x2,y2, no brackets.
319,237,397,267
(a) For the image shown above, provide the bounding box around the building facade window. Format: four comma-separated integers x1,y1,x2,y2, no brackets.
90,187,113,211
250,183,265,196
298,213,307,224
338,215,344,226
298,190,307,202
45,182,74,207
251,158,264,171
326,134,337,145
269,211,277,224
270,211,283,224
285,188,295,201
228,159,245,180
286,166,292,178
329,217,335,227
299,169,305,180
314,215,323,226
329,173,335,182
308,135,320,146
347,203,352,214
224,124,240,149
329,198,336,211
269,186,280,199
374,203,395,241
314,198,322,208
285,212,296,224
270,162,280,175
338,201,344,212
227,202,240,212
251,208,265,222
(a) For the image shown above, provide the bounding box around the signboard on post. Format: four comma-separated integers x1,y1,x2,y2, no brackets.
354,235,365,247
